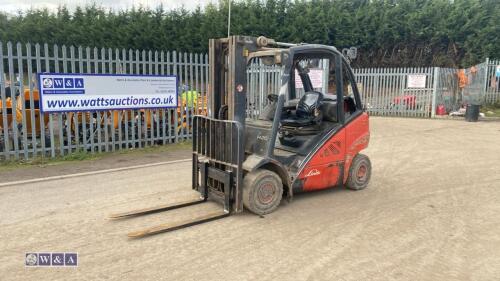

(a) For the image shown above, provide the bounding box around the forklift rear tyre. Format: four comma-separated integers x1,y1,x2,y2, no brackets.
346,153,371,190
243,169,283,216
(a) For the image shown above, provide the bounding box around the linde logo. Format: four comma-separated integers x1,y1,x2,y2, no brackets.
25,252,78,267
305,169,321,177
42,77,84,89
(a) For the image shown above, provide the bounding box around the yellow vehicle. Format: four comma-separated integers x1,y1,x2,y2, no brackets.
0,97,16,128
0,96,15,151
176,92,208,134
20,89,50,138
0,87,50,152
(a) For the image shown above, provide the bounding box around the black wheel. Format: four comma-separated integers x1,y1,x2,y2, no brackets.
243,169,283,215
346,153,372,190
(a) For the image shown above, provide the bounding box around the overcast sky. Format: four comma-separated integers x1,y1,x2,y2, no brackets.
0,0,217,14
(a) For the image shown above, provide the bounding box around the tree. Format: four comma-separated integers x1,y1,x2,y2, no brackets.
0,0,498,67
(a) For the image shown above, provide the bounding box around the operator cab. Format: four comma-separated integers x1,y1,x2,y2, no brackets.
278,53,359,154
247,46,362,157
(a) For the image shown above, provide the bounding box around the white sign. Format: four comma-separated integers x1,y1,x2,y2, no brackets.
496,65,500,77
295,69,324,89
38,73,178,112
407,74,427,88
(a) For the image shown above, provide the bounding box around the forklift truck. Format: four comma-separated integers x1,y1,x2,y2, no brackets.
110,36,371,238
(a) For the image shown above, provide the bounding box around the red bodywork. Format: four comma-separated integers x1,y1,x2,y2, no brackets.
297,112,370,191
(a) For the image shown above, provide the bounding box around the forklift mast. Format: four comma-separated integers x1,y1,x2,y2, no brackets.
208,36,260,124
192,36,265,214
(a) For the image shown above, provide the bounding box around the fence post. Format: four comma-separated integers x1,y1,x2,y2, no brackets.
431,67,439,118
483,57,489,104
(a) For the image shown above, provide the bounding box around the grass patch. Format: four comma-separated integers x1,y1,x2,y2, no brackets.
0,141,192,170
482,102,500,117
0,150,102,170
116,140,192,155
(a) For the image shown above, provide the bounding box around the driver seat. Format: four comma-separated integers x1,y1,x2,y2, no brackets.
281,91,323,128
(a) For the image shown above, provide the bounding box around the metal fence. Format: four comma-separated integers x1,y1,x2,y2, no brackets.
246,63,499,120
355,60,500,117
1,41,208,161
353,67,435,118
246,62,282,119
1,41,499,161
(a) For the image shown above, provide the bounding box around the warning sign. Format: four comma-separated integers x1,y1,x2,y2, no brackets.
295,69,323,89
407,74,427,88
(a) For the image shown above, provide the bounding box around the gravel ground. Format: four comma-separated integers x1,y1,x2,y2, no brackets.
0,117,499,281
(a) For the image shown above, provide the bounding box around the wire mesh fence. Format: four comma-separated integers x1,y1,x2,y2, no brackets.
434,67,460,114
433,60,499,114
485,59,500,104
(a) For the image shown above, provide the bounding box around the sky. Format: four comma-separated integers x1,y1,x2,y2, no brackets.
0,0,216,15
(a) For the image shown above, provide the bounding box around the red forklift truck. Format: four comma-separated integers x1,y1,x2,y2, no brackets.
110,36,372,238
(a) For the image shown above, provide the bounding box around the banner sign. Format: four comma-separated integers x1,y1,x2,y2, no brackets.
37,73,178,112
407,74,427,88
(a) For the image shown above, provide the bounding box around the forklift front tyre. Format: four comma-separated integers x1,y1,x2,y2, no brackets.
346,153,372,190
243,169,283,216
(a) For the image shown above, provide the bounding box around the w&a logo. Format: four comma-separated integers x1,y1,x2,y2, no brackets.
25,252,78,267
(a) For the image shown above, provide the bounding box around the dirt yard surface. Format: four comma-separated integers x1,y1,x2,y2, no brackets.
1,117,499,281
